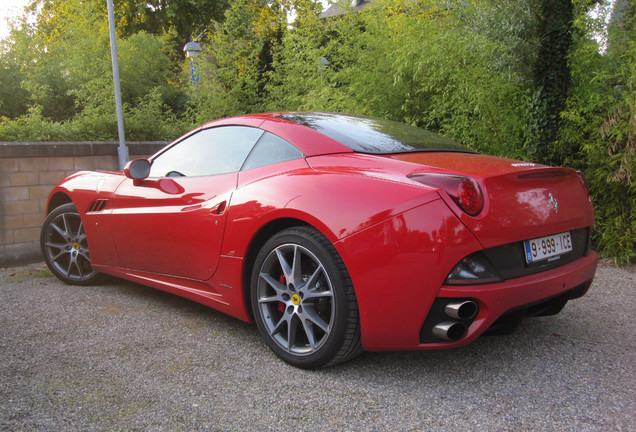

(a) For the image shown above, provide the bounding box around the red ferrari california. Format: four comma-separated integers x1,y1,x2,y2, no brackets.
41,112,598,368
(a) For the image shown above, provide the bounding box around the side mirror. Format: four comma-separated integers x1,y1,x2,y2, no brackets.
124,159,151,180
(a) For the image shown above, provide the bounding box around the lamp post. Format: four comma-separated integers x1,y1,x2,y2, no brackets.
106,0,128,170
184,41,202,84
319,57,329,83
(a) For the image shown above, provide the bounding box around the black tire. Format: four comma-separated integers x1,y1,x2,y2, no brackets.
251,226,362,369
40,203,102,286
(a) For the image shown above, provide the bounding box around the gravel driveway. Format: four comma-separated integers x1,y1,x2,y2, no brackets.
1,261,634,431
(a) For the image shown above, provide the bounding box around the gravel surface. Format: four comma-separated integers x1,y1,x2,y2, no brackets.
1,261,634,431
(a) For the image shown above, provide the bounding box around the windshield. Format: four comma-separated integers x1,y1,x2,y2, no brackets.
278,112,475,154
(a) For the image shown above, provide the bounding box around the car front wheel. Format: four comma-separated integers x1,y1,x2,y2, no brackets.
40,203,102,285
251,226,362,369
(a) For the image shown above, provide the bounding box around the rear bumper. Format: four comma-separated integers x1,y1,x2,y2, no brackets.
367,251,598,351
424,250,598,349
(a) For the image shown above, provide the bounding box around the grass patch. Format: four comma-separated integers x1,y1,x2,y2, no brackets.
4,266,53,283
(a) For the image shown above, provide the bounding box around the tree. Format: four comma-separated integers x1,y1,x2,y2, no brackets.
0,0,190,138
0,24,33,118
187,0,287,122
114,0,229,55
526,0,575,165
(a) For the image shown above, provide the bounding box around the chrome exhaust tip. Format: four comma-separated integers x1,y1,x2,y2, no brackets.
432,321,467,342
445,300,478,320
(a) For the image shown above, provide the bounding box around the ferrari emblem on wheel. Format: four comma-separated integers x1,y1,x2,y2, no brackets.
291,294,301,305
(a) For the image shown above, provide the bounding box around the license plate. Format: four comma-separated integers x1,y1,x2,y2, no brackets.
524,232,573,264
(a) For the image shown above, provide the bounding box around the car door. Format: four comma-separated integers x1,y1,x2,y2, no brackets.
110,125,264,281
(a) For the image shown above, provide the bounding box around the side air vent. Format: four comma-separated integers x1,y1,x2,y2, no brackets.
88,199,108,212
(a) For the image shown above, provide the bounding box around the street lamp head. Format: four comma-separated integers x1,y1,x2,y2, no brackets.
184,41,202,58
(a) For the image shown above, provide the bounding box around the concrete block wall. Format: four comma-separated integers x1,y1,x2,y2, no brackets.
1,142,167,267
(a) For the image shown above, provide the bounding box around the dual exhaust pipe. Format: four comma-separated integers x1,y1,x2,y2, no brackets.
432,300,479,342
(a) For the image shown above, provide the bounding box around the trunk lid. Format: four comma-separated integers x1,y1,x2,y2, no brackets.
390,153,594,249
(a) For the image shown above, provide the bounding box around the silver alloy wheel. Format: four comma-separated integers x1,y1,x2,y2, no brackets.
42,208,97,282
256,243,335,355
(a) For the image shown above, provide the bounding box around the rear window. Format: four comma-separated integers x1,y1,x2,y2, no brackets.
278,112,475,154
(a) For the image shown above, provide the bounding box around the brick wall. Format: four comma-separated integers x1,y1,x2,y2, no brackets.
0,142,167,267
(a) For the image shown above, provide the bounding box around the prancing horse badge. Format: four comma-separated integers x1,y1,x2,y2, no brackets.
548,193,558,213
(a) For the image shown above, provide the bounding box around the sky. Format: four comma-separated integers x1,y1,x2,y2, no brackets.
0,0,31,41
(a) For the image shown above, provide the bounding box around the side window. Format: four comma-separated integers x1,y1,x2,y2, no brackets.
149,126,264,178
242,132,303,171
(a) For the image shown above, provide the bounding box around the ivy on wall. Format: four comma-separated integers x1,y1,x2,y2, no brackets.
527,0,574,165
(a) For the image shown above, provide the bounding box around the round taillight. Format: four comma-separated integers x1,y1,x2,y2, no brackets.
457,177,483,216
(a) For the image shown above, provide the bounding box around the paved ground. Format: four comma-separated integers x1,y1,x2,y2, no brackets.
0,261,634,431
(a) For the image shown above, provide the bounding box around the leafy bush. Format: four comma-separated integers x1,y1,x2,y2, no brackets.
557,2,636,264
563,42,636,264
0,106,73,141
0,91,189,142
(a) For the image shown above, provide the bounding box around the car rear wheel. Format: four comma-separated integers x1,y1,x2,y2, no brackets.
40,203,102,286
251,227,362,369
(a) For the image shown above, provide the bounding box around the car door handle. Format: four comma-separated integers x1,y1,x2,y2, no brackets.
209,201,227,215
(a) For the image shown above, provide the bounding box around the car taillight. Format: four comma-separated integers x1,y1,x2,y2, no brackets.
410,174,484,216
457,177,483,215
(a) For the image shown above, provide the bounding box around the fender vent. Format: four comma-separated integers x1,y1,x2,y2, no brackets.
88,199,108,212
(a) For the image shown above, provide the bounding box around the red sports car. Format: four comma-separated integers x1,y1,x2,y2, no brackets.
41,112,598,368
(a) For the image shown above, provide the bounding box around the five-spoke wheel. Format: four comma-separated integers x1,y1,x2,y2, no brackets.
251,227,361,368
40,203,101,285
